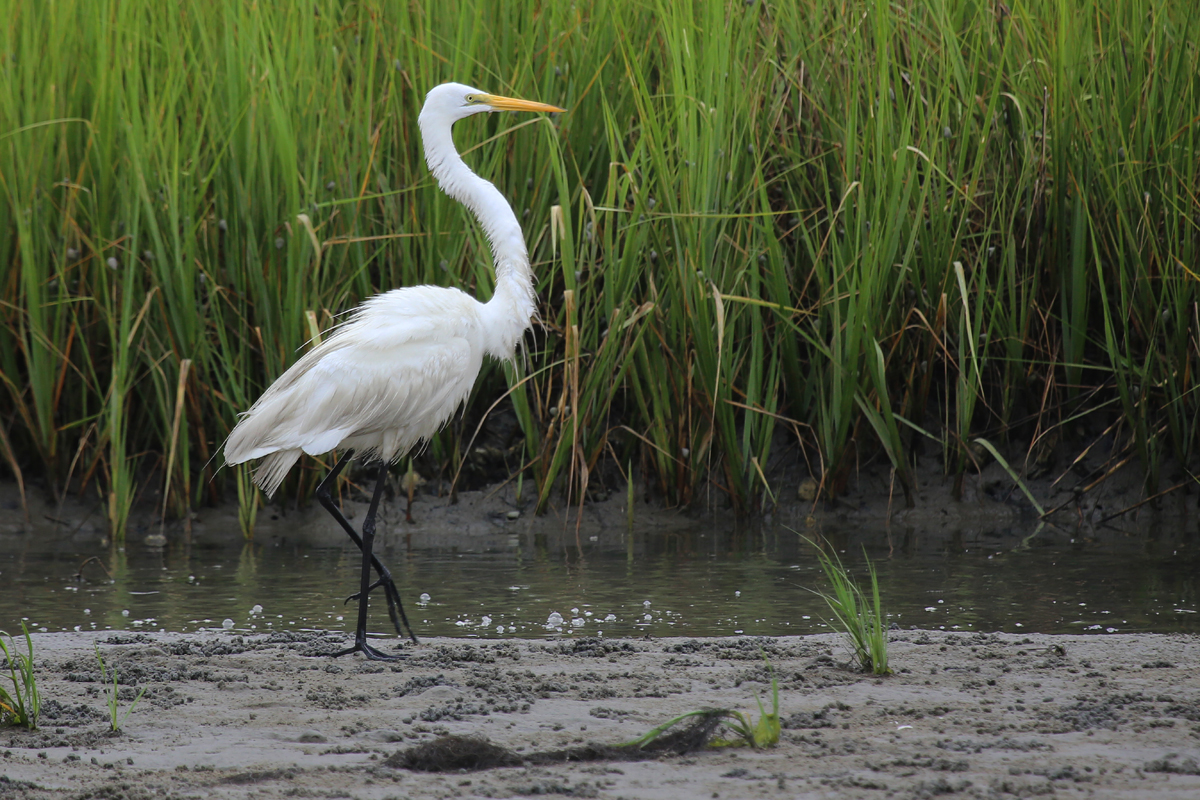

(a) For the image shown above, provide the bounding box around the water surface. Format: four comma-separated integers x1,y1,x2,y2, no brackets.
2,518,1196,639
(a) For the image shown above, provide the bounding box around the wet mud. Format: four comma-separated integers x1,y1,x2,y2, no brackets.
2,629,1198,798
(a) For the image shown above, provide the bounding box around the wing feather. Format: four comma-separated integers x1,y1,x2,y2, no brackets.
223,286,486,482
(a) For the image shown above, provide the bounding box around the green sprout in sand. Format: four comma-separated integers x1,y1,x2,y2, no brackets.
804,537,892,675
95,644,147,732
0,623,41,729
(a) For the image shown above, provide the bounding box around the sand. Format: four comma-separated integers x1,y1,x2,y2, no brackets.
2,628,1199,799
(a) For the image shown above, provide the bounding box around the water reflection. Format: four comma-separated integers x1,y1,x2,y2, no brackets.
2,519,1197,638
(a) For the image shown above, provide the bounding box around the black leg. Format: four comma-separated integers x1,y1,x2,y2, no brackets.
315,451,418,644
332,462,402,661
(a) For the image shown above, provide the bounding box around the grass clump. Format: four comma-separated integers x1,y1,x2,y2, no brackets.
626,655,780,750
804,538,891,675
95,645,146,733
0,624,41,729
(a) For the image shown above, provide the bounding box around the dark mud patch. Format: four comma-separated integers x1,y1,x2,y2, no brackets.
388,711,725,772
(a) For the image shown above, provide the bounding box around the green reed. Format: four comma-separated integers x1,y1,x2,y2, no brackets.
1,0,1197,537
0,624,40,729
803,538,891,675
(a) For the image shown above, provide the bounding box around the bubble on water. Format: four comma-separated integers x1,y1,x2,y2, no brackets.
418,593,431,605
250,605,263,615
571,618,585,628
735,591,741,597
643,600,651,607
546,612,564,628
84,609,91,615
643,614,652,622
496,625,505,634
222,619,234,629
604,614,616,622
481,615,492,627
121,609,130,617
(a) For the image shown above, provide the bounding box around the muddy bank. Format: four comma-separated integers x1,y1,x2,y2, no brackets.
2,630,1199,799
6,441,1196,554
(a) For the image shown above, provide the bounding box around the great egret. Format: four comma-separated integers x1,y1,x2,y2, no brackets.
223,83,564,661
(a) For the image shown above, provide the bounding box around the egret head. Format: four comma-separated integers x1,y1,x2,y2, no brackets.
420,82,564,127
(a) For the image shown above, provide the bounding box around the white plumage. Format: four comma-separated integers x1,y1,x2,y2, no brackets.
220,83,563,661
224,288,487,496
223,83,562,496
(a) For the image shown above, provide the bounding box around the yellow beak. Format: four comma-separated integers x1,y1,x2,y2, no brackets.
480,93,566,114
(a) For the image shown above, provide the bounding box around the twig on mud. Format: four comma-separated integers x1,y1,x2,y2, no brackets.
1095,480,1189,526
1048,415,1126,490
1041,453,1134,520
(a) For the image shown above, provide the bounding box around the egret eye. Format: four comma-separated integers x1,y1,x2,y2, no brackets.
465,94,477,104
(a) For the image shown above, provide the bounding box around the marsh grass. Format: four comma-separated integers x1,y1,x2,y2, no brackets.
95,644,146,733
2,0,1198,537
0,624,40,729
804,538,891,675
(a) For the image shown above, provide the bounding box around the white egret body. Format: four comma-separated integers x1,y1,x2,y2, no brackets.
222,83,563,660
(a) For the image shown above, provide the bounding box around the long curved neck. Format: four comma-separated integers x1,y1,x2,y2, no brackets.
419,115,536,359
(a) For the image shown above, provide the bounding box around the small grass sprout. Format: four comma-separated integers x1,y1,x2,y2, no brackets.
95,644,147,733
626,654,780,750
0,623,41,729
803,537,891,675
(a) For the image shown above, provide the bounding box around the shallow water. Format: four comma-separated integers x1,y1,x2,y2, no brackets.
2,518,1197,640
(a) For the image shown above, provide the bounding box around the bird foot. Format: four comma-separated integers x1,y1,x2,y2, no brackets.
342,575,417,644
329,637,405,662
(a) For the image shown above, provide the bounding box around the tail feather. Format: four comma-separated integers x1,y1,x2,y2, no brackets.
253,450,302,498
